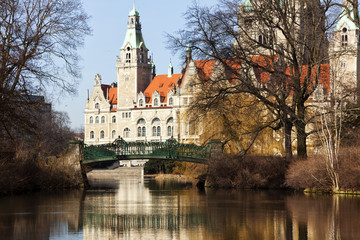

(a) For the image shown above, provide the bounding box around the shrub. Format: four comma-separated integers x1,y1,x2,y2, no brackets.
206,154,287,189
285,146,360,191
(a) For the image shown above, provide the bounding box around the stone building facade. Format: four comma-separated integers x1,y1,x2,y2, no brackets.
84,5,202,145
85,1,360,150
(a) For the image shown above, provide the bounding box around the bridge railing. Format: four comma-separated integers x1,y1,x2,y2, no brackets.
82,137,221,163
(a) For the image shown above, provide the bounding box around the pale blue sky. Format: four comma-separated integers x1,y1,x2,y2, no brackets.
54,0,218,129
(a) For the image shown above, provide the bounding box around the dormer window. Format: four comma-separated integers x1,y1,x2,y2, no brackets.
139,99,144,107
169,97,173,106
95,103,100,109
153,98,159,107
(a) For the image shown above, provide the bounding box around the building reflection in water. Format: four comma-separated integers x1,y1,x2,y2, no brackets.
81,178,360,240
0,178,360,239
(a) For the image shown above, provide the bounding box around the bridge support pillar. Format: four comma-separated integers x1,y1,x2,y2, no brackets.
69,141,90,188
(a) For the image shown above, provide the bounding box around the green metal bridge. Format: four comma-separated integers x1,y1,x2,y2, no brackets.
82,137,220,165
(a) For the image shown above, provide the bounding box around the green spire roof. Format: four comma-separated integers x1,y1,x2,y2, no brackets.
121,3,146,49
334,4,359,31
129,1,139,16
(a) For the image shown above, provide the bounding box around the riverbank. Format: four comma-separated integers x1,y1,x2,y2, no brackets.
0,144,83,195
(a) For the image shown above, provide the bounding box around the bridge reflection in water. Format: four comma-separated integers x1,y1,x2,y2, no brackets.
82,137,221,165
0,178,360,239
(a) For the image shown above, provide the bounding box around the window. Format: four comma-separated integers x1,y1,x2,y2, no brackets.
152,126,157,137
185,120,196,135
95,103,100,109
342,28,348,47
90,116,93,124
341,62,346,68
101,116,105,123
126,53,131,63
152,118,161,137
137,118,146,137
167,118,173,137
112,116,116,123
112,130,117,139
124,128,130,138
142,127,146,137
125,112,128,118
183,98,188,105
95,116,99,123
169,97,173,106
100,130,105,139
153,98,159,107
342,34,348,47
90,131,94,139
140,53,144,63
167,126,172,137
138,127,142,137
152,118,160,124
137,118,146,125
139,99,144,107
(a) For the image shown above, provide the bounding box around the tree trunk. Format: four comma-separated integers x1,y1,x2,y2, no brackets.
296,102,307,158
284,119,293,160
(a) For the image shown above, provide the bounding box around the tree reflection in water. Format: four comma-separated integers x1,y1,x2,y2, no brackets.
0,179,359,239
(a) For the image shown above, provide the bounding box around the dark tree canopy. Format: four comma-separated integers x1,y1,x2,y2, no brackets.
0,0,90,144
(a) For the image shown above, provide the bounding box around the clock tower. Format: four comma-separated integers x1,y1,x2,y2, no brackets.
116,3,153,109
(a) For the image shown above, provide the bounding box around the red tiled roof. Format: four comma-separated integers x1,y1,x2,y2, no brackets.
144,73,181,104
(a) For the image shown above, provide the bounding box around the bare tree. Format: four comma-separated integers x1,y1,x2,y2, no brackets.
0,0,90,142
168,0,356,158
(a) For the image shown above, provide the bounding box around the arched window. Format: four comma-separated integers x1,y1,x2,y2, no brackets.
100,130,105,139
152,126,157,137
139,99,144,107
142,126,146,137
112,116,116,123
137,118,146,125
167,118,173,137
124,128,130,138
95,103,100,109
90,116,93,124
112,130,117,139
137,118,146,137
152,118,160,124
101,116,105,123
95,116,99,123
137,127,142,137
153,98,159,107
140,53,144,63
152,118,161,137
90,131,94,139
169,97,173,106
167,126,172,137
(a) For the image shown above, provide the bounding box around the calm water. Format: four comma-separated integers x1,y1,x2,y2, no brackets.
0,176,360,240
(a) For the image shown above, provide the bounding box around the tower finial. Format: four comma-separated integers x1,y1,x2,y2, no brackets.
133,0,135,10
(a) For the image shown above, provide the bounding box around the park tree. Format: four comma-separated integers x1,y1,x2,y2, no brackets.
0,0,90,144
168,0,358,158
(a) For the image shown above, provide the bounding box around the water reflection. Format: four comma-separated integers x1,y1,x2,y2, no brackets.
0,177,359,239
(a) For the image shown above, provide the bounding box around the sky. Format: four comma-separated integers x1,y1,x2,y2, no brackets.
54,0,218,130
